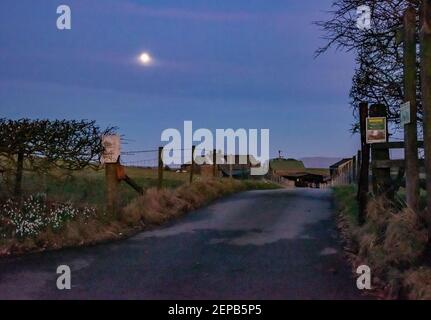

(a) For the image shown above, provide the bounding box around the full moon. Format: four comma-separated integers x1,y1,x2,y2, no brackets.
139,52,152,65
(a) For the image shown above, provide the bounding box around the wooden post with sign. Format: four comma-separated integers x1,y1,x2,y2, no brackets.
102,135,121,217
213,149,217,178
158,146,163,190
369,104,392,198
106,162,119,217
190,145,195,184
403,7,420,211
421,0,431,226
357,102,369,224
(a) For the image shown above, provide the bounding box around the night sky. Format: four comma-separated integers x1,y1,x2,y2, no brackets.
0,0,360,159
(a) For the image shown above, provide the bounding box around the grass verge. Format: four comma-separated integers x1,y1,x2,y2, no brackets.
0,178,279,257
333,186,431,299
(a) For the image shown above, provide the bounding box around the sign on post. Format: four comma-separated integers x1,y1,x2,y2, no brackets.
366,117,387,144
101,135,121,164
400,101,411,126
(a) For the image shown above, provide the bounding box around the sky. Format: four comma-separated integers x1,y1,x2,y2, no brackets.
0,0,360,161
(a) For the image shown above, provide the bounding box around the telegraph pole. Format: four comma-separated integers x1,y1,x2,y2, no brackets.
403,7,420,211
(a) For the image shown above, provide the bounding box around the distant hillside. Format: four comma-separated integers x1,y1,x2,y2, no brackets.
300,157,342,169
270,158,305,171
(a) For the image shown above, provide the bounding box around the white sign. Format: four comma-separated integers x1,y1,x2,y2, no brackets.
356,5,371,30
101,135,120,164
400,101,411,126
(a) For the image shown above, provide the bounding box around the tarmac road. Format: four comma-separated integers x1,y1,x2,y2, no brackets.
0,188,366,299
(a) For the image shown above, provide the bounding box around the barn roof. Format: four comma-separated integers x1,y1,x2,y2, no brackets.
329,158,352,169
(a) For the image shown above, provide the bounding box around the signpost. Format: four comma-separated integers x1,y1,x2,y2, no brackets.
366,117,387,144
102,135,121,217
357,102,369,224
101,135,121,164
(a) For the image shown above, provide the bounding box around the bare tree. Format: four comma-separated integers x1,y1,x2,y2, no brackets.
316,0,421,133
0,118,116,197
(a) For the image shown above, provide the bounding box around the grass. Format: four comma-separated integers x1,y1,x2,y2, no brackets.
270,158,305,171
11,166,190,210
333,185,431,299
333,185,359,228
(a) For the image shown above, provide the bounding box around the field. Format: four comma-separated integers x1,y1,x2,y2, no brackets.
1,166,190,210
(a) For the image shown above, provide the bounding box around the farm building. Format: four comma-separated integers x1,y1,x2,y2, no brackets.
269,158,330,188
329,158,353,179
181,154,260,179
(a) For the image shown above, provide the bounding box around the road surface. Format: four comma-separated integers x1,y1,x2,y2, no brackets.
0,188,366,299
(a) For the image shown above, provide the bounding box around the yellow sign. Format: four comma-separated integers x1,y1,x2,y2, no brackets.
366,117,387,144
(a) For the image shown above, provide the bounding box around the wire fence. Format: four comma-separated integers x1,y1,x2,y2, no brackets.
120,147,210,170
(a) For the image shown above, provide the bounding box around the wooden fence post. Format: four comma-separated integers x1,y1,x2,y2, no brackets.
352,155,357,183
228,155,233,179
357,102,369,224
106,162,119,217
370,104,393,198
190,145,195,184
404,7,420,212
421,0,431,224
357,150,361,181
158,146,163,190
213,149,217,178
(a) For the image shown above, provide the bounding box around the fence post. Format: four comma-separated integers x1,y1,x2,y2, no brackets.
106,162,119,217
357,150,361,181
403,7,420,212
357,102,369,224
352,155,357,183
190,145,195,184
421,0,431,225
228,154,233,179
213,149,217,178
370,104,392,198
158,146,163,190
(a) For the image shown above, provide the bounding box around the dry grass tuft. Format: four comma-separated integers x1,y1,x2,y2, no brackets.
384,208,428,267
334,187,431,299
357,199,428,271
365,196,394,232
122,179,248,226
404,267,431,300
